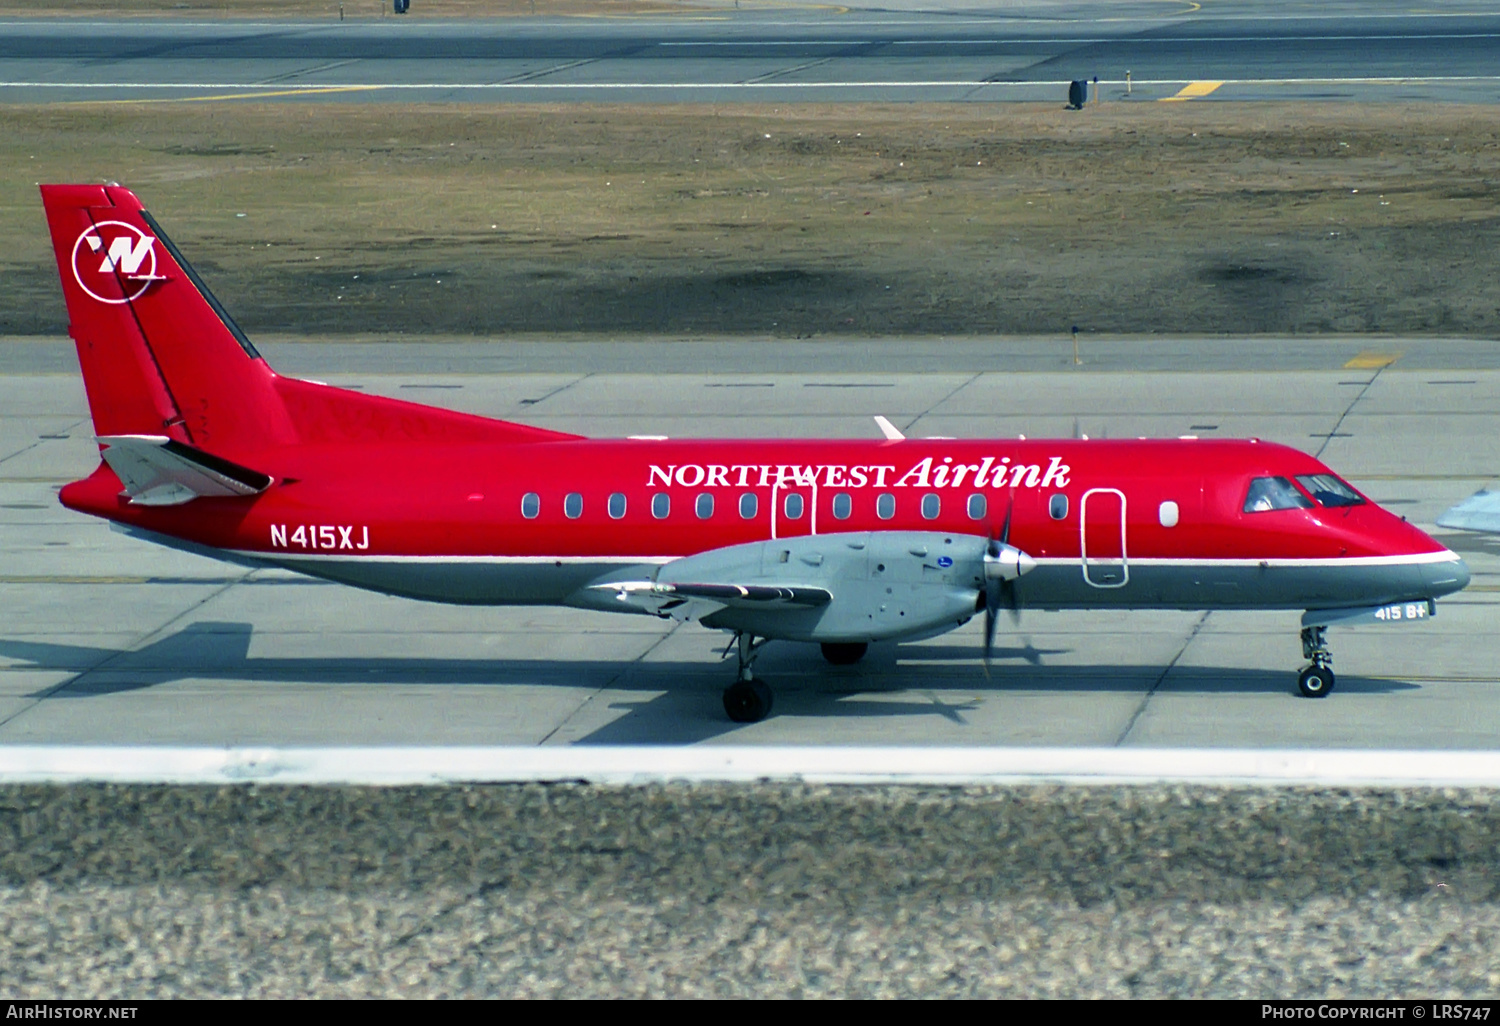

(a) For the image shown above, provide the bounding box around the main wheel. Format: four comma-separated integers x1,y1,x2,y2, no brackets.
723,677,774,723
1297,664,1335,698
821,642,869,666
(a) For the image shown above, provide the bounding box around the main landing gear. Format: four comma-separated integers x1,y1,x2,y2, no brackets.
1298,625,1335,698
723,632,773,723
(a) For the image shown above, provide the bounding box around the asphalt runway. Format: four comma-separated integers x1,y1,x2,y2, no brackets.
3,336,1499,749
3,0,1499,103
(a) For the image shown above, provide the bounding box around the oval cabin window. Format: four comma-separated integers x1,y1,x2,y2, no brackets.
696,493,714,519
1049,494,1069,520
876,493,896,520
564,493,583,519
832,492,852,520
739,493,758,519
521,492,540,519
783,493,804,520
1159,500,1180,528
608,493,627,519
967,493,986,520
921,493,940,520
651,492,670,519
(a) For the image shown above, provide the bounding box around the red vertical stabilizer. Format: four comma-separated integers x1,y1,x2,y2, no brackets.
41,184,583,456
40,183,296,458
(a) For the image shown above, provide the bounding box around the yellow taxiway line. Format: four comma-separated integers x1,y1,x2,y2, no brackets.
91,85,378,105
1343,351,1403,369
1160,80,1224,101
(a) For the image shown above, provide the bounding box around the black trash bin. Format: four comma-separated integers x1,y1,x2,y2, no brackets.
394,0,409,13
1067,80,1087,109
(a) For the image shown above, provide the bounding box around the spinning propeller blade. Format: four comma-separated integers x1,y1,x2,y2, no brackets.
982,491,1029,672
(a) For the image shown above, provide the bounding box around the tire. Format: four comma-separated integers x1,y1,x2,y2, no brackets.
723,678,773,722
821,642,869,666
1297,665,1335,698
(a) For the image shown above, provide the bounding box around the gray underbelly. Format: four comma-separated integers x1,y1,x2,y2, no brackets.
1017,560,1433,610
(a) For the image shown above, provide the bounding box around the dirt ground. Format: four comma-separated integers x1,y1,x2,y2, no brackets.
2,102,1497,339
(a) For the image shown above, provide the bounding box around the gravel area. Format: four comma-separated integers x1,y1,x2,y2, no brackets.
3,783,1500,997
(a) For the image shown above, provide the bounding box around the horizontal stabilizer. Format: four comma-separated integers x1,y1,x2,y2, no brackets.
99,435,272,506
1437,489,1500,534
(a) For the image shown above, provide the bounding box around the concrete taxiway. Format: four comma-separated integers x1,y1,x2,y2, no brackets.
2,336,1498,749
3,0,1499,104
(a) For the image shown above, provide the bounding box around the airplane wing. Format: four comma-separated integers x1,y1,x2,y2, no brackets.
658,582,832,606
587,579,832,621
98,434,272,506
1436,489,1500,534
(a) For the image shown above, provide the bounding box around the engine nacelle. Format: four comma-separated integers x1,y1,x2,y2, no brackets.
628,531,992,643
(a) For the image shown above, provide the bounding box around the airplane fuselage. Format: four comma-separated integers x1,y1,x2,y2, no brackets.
61,434,1467,643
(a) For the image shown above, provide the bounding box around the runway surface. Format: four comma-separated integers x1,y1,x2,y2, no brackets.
3,336,1498,749
4,0,1500,103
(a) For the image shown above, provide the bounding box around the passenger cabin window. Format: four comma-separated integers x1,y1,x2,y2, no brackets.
1243,476,1314,513
521,492,540,519
1159,500,1180,528
608,493,627,519
651,492,670,519
739,493,758,519
564,493,583,519
783,493,805,520
696,493,714,519
876,493,896,520
832,492,852,520
1295,474,1366,508
967,493,986,521
1048,494,1068,520
921,493,940,520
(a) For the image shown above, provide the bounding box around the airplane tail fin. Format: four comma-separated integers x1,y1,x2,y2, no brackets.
40,184,581,460
40,183,295,455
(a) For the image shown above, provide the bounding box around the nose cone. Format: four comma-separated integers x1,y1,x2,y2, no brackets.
1422,553,1470,598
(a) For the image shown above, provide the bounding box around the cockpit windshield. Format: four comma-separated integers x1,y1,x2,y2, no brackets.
1295,474,1366,508
1243,476,1315,513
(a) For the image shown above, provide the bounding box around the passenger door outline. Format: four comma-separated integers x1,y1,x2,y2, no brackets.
1080,487,1129,588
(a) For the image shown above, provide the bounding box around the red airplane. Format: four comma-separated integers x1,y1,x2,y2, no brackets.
39,183,1469,722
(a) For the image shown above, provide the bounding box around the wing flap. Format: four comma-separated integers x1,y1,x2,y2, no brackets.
99,434,272,506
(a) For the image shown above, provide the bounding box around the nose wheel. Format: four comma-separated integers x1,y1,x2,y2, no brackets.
723,633,773,723
1298,625,1335,698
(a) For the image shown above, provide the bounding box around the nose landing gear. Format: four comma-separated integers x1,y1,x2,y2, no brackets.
723,632,773,723
1298,625,1335,698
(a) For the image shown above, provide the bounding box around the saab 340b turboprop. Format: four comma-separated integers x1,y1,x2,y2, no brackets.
39,184,1470,722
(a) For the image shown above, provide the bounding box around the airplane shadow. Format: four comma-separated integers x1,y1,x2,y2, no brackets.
1,621,1423,745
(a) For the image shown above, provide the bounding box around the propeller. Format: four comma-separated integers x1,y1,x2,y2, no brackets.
981,492,1037,673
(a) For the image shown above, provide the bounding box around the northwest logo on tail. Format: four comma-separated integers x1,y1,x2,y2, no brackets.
70,221,167,304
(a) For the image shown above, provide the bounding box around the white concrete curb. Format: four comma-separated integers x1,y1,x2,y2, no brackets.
3,746,1500,787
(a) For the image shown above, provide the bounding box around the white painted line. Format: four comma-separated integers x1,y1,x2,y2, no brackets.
6,746,1500,787
663,33,1500,45
3,77,1500,92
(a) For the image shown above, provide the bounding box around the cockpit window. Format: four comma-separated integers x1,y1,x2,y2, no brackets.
1243,476,1315,513
1295,474,1366,508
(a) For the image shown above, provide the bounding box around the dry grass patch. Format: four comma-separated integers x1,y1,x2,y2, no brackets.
2,102,1497,337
